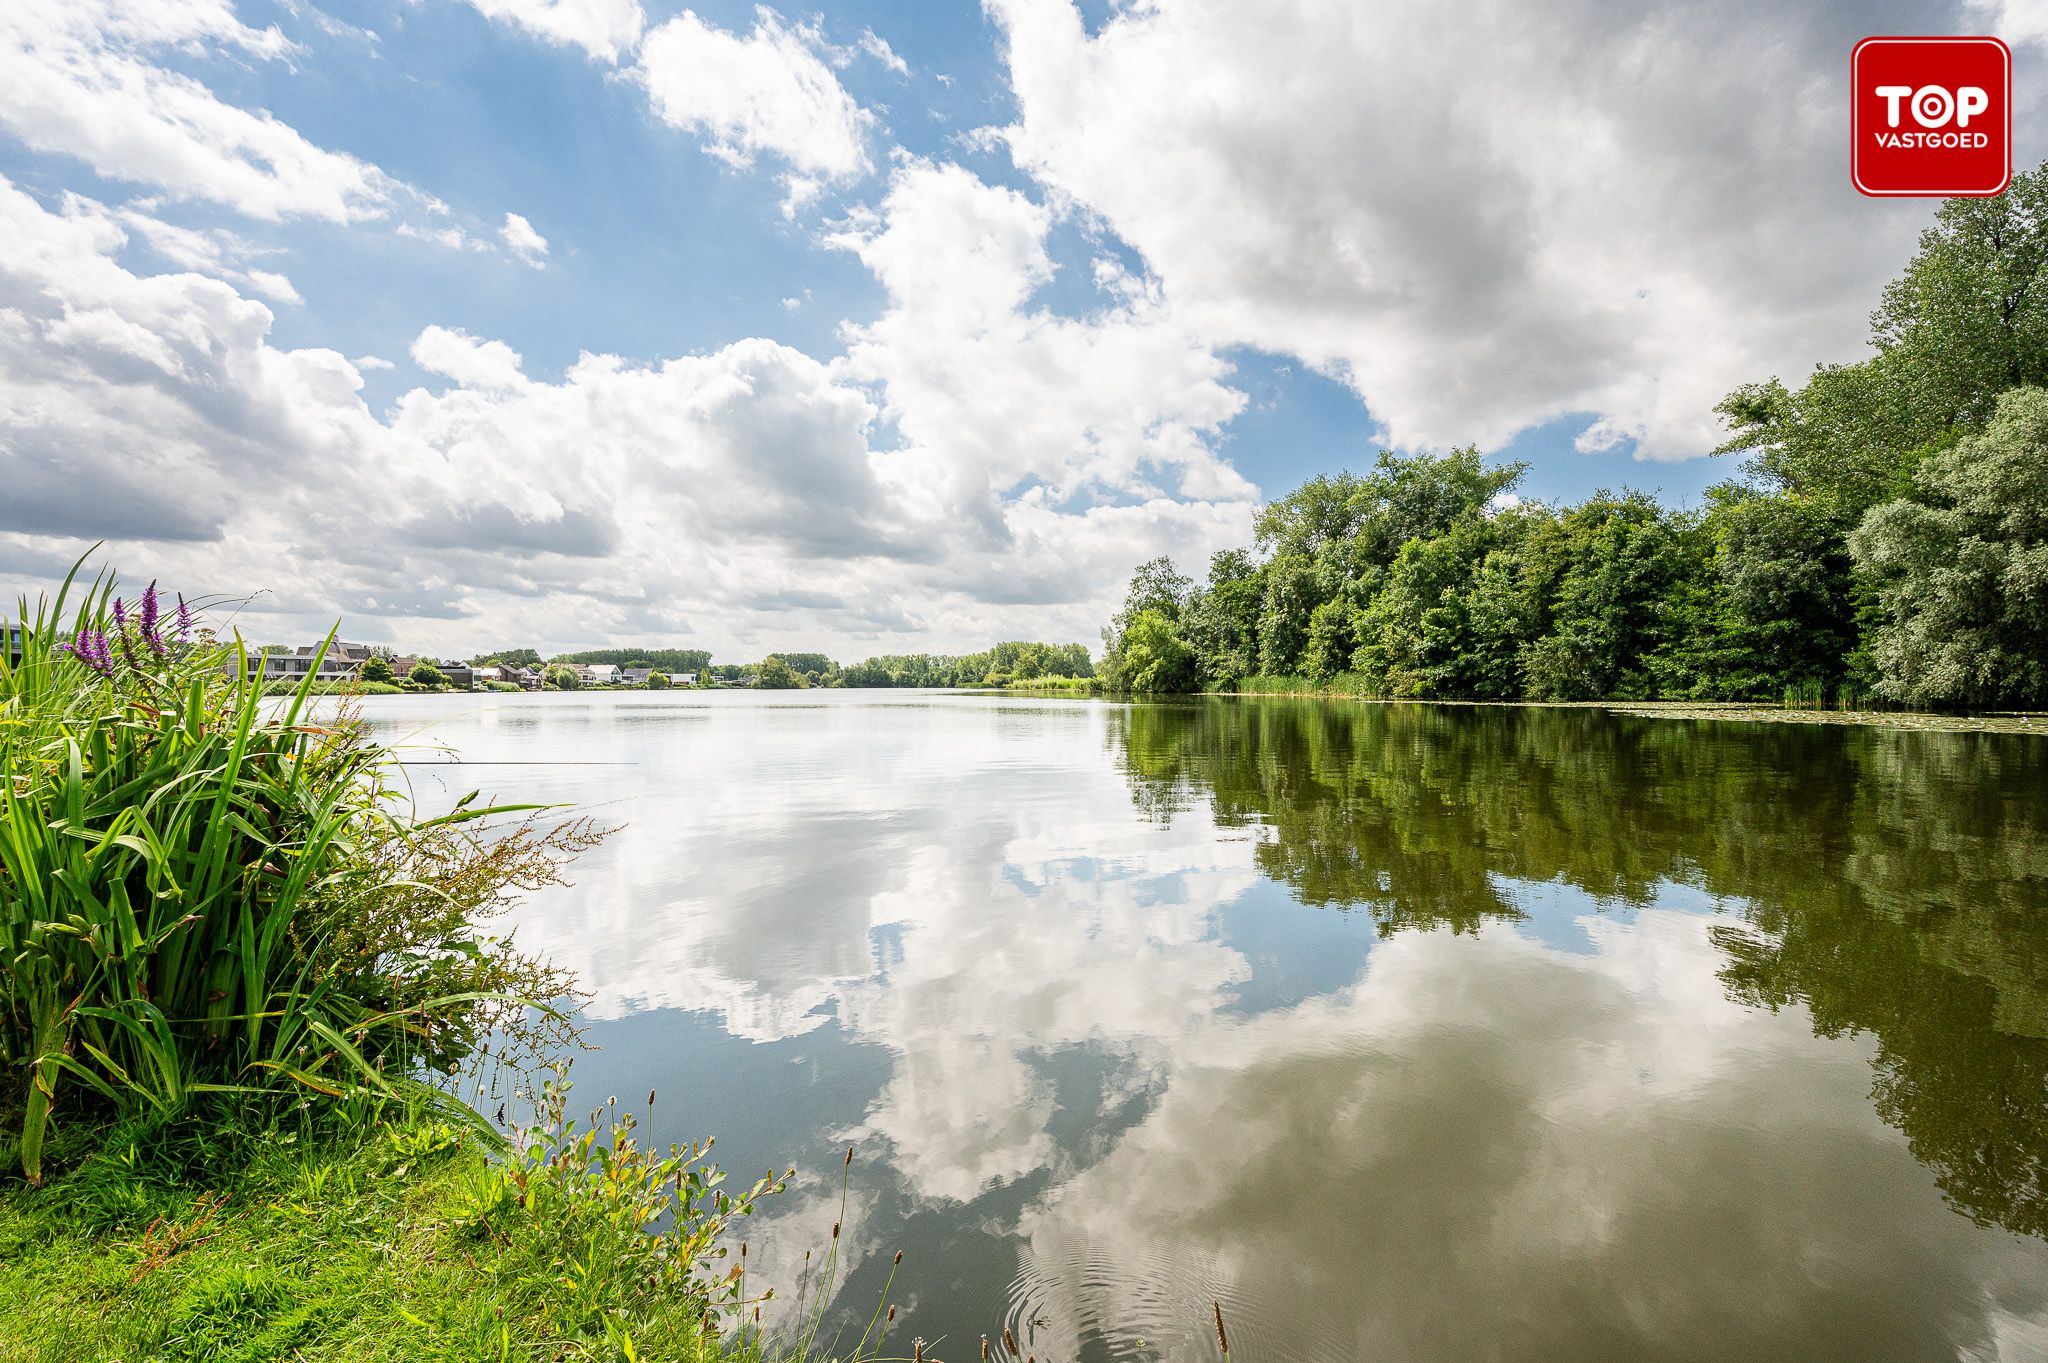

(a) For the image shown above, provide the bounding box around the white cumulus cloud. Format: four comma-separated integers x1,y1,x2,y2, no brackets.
0,0,417,224
0,172,1251,656
460,0,645,63
637,6,874,204
988,0,1946,460
831,159,1256,523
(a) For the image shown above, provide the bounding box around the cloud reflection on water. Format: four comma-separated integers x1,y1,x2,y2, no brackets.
375,693,2048,1362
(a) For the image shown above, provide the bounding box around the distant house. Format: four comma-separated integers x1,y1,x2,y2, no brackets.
4,622,23,665
585,664,620,685
241,640,372,685
620,667,654,686
490,664,541,689
389,656,422,679
438,660,477,689
672,672,697,686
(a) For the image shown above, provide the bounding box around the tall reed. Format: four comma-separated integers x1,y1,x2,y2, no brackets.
1,561,574,1183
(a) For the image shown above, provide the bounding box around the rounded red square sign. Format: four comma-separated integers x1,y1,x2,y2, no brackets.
1853,36,2011,197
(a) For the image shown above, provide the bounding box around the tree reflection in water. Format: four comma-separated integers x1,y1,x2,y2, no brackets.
1108,699,2048,1239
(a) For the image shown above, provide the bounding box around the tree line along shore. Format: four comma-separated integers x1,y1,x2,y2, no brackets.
1096,167,2048,714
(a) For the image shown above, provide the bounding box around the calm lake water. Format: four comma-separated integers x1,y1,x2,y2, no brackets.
364,690,2048,1362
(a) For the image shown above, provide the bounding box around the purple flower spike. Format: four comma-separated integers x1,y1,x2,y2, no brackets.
140,581,165,655
174,594,193,640
67,628,116,678
140,577,165,654
113,597,128,630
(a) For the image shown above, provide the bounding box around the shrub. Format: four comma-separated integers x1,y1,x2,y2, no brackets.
408,662,446,689
1117,610,1198,693
0,565,589,1184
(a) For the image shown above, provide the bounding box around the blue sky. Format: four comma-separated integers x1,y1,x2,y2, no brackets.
0,0,2021,653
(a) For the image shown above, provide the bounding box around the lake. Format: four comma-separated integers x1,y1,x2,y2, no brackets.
364,690,2048,1362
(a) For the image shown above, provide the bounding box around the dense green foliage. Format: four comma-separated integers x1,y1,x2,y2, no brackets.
1107,699,2048,1237
0,570,579,1184
840,640,1094,688
553,648,714,673
1102,165,2048,709
1849,387,2048,706
407,661,446,688
544,665,581,691
754,656,804,690
0,1081,813,1362
360,655,395,684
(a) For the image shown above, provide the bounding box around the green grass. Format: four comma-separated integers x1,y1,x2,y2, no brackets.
0,1094,789,1363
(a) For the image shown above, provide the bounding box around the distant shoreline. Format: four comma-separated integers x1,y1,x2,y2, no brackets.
332,684,2047,735
1215,691,2048,735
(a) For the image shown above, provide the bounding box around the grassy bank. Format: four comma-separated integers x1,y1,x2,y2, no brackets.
0,1085,799,1363
996,676,1100,695
0,571,848,1363
1217,679,2048,735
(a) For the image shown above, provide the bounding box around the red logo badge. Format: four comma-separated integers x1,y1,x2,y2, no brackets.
1852,36,2011,197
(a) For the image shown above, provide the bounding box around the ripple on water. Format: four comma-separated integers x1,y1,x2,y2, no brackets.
1005,1244,1355,1363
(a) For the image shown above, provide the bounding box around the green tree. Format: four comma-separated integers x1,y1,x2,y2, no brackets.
1352,519,1505,697
409,662,447,689
1850,386,2048,708
773,653,835,677
755,656,804,689
1183,548,1263,685
1118,609,1198,693
1257,552,1323,676
1254,472,1375,560
1108,557,1193,640
1711,489,1856,697
471,647,542,668
1874,168,2048,435
544,665,581,691
554,648,714,673
360,655,395,684
645,670,672,690
1520,493,1683,701
1716,164,2048,524
1300,598,1359,684
1103,558,1195,687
